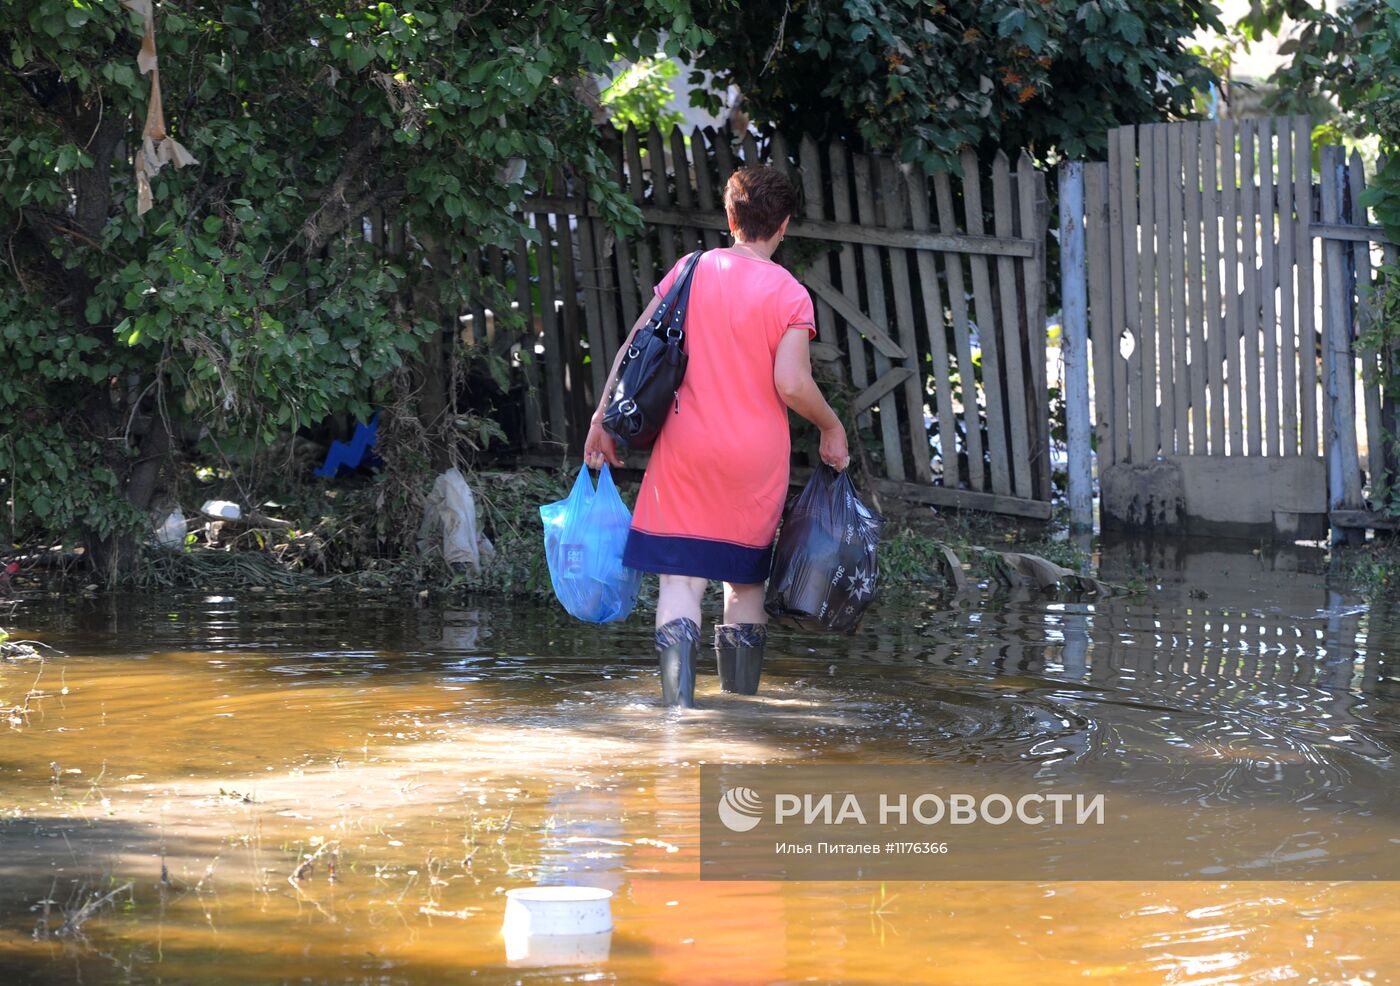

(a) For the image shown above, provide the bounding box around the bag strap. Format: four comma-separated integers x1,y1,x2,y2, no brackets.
650,250,703,342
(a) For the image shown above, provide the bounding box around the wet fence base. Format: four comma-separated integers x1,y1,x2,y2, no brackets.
1100,454,1330,540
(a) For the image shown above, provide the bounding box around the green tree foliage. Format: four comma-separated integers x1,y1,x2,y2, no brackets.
600,56,686,132
1251,0,1400,240
687,0,1223,168
0,0,706,574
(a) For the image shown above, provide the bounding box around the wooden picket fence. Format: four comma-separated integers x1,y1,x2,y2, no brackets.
471,125,1052,518
1317,144,1400,532
1070,116,1399,537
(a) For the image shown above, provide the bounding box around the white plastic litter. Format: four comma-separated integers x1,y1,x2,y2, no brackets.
501,886,613,937
200,500,242,521
418,468,495,574
154,507,187,547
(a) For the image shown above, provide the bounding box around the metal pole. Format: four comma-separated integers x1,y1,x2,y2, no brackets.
1059,162,1093,531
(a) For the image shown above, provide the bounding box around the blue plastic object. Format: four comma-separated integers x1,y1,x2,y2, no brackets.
316,413,380,477
540,465,641,623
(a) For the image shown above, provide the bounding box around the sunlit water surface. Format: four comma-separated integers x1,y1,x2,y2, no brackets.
0,536,1397,984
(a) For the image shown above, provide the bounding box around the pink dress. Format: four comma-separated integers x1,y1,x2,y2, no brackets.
621,249,816,583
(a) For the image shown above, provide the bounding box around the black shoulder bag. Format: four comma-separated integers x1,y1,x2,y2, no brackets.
602,250,702,450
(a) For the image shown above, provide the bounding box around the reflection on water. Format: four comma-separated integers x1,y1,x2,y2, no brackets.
0,534,1396,984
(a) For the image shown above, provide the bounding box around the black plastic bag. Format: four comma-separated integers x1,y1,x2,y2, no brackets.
764,466,882,633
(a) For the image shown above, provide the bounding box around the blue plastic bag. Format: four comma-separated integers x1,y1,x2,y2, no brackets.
540,464,641,623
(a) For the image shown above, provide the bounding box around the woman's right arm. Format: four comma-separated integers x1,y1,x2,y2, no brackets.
773,328,850,470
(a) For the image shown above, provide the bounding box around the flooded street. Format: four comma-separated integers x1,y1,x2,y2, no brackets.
1,536,1397,984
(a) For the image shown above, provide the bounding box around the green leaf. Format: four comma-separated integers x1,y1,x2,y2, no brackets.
349,45,375,71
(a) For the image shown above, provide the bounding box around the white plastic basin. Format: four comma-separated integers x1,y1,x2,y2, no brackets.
501,885,613,937
503,930,613,967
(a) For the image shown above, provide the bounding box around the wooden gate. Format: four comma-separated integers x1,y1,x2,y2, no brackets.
492,126,1051,519
1072,116,1398,539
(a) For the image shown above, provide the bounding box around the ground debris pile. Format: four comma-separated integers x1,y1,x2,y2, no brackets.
978,549,1115,595
132,468,571,596
1,635,43,661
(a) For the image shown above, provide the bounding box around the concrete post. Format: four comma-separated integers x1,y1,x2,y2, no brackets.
1059,162,1093,532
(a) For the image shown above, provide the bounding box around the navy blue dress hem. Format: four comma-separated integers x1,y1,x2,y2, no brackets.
623,530,772,584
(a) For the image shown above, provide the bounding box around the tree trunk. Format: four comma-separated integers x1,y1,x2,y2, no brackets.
83,410,173,582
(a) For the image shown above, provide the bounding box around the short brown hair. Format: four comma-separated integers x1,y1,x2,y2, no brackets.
723,166,798,242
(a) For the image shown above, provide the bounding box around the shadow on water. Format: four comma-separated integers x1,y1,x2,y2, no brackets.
0,532,1397,984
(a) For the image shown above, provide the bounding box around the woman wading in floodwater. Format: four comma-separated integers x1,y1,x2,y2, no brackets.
583,166,849,708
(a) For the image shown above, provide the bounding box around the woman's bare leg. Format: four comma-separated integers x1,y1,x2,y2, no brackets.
657,574,707,629
722,582,767,625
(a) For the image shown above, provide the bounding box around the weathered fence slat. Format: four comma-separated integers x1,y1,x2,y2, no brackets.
1085,162,1115,463
1312,222,1393,242
1276,119,1299,456
768,132,795,185
852,367,917,414
512,236,543,447
741,131,760,166
802,272,906,359
691,126,723,253
853,153,906,481
592,200,624,362
933,171,987,490
1202,123,1225,455
1183,121,1207,453
1109,126,1133,464
668,125,701,260
1138,124,1158,459
1259,120,1280,456
1220,120,1242,456
992,151,1032,499
1349,152,1385,494
1294,116,1319,458
1166,122,1186,453
549,169,589,431
961,147,1013,495
527,196,1037,256
1384,237,1399,493
767,131,798,269
907,168,960,487
1240,120,1262,456
1319,145,1364,516
605,139,641,330
649,123,679,273
797,136,841,353
829,143,873,424
623,127,659,302
1018,153,1051,499
531,211,568,445
486,246,506,350
713,127,737,190
571,170,609,399
880,157,934,483
1148,124,1170,456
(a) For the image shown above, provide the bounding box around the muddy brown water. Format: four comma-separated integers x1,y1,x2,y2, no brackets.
0,536,1397,984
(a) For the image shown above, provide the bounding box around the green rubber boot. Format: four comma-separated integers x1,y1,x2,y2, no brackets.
715,623,767,695
657,617,699,708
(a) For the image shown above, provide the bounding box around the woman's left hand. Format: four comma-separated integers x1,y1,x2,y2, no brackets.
584,419,624,470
